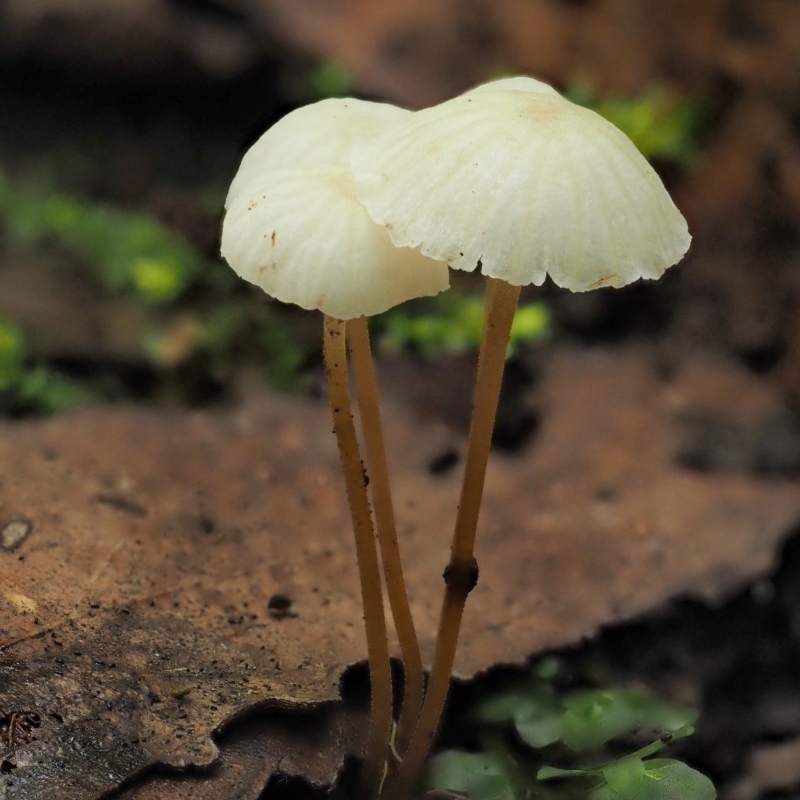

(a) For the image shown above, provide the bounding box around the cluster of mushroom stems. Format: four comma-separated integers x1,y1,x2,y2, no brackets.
222,76,690,799
323,279,523,798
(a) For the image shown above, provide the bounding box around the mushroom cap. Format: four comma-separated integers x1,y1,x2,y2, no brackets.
221,98,449,319
465,75,560,98
350,76,691,292
226,98,410,206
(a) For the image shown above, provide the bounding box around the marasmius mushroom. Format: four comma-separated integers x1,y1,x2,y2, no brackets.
350,75,691,795
221,97,449,797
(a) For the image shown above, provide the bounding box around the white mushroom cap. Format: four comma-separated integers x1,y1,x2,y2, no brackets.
226,98,410,206
351,76,691,292
465,75,560,98
221,98,449,319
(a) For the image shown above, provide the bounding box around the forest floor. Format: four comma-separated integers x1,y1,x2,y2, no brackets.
0,1,799,799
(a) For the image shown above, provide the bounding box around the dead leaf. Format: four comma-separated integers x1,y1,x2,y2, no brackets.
1,346,798,799
113,704,366,800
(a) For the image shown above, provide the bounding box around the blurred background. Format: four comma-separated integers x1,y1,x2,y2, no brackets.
2,4,800,799
0,0,798,426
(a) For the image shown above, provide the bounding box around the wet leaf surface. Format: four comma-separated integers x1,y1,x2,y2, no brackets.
1,345,798,797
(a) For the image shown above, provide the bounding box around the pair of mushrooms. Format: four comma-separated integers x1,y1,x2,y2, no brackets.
221,76,690,799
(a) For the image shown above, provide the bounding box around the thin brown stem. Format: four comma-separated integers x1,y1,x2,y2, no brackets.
389,278,521,798
323,315,393,799
346,316,425,756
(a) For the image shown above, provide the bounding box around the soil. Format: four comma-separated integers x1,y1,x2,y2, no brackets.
0,2,799,799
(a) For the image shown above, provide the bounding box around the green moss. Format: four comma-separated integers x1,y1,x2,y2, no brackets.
0,318,100,415
568,85,703,167
307,60,355,100
0,169,203,304
0,319,26,391
0,168,313,414
379,292,551,357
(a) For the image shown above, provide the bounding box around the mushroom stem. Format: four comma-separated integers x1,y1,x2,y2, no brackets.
323,315,394,799
390,277,521,797
346,316,425,754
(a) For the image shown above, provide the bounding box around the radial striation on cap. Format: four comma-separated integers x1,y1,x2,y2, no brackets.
350,76,691,292
221,98,449,319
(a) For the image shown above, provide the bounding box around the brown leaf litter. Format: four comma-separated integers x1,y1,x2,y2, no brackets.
1,345,798,799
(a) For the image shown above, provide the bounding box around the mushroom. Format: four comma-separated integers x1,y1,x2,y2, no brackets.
350,75,691,795
221,97,449,797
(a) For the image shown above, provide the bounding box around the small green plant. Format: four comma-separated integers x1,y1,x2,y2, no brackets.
307,60,355,100
0,318,99,415
139,304,308,392
0,318,25,391
0,168,310,411
567,85,702,167
422,663,715,800
0,169,205,304
378,293,550,357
